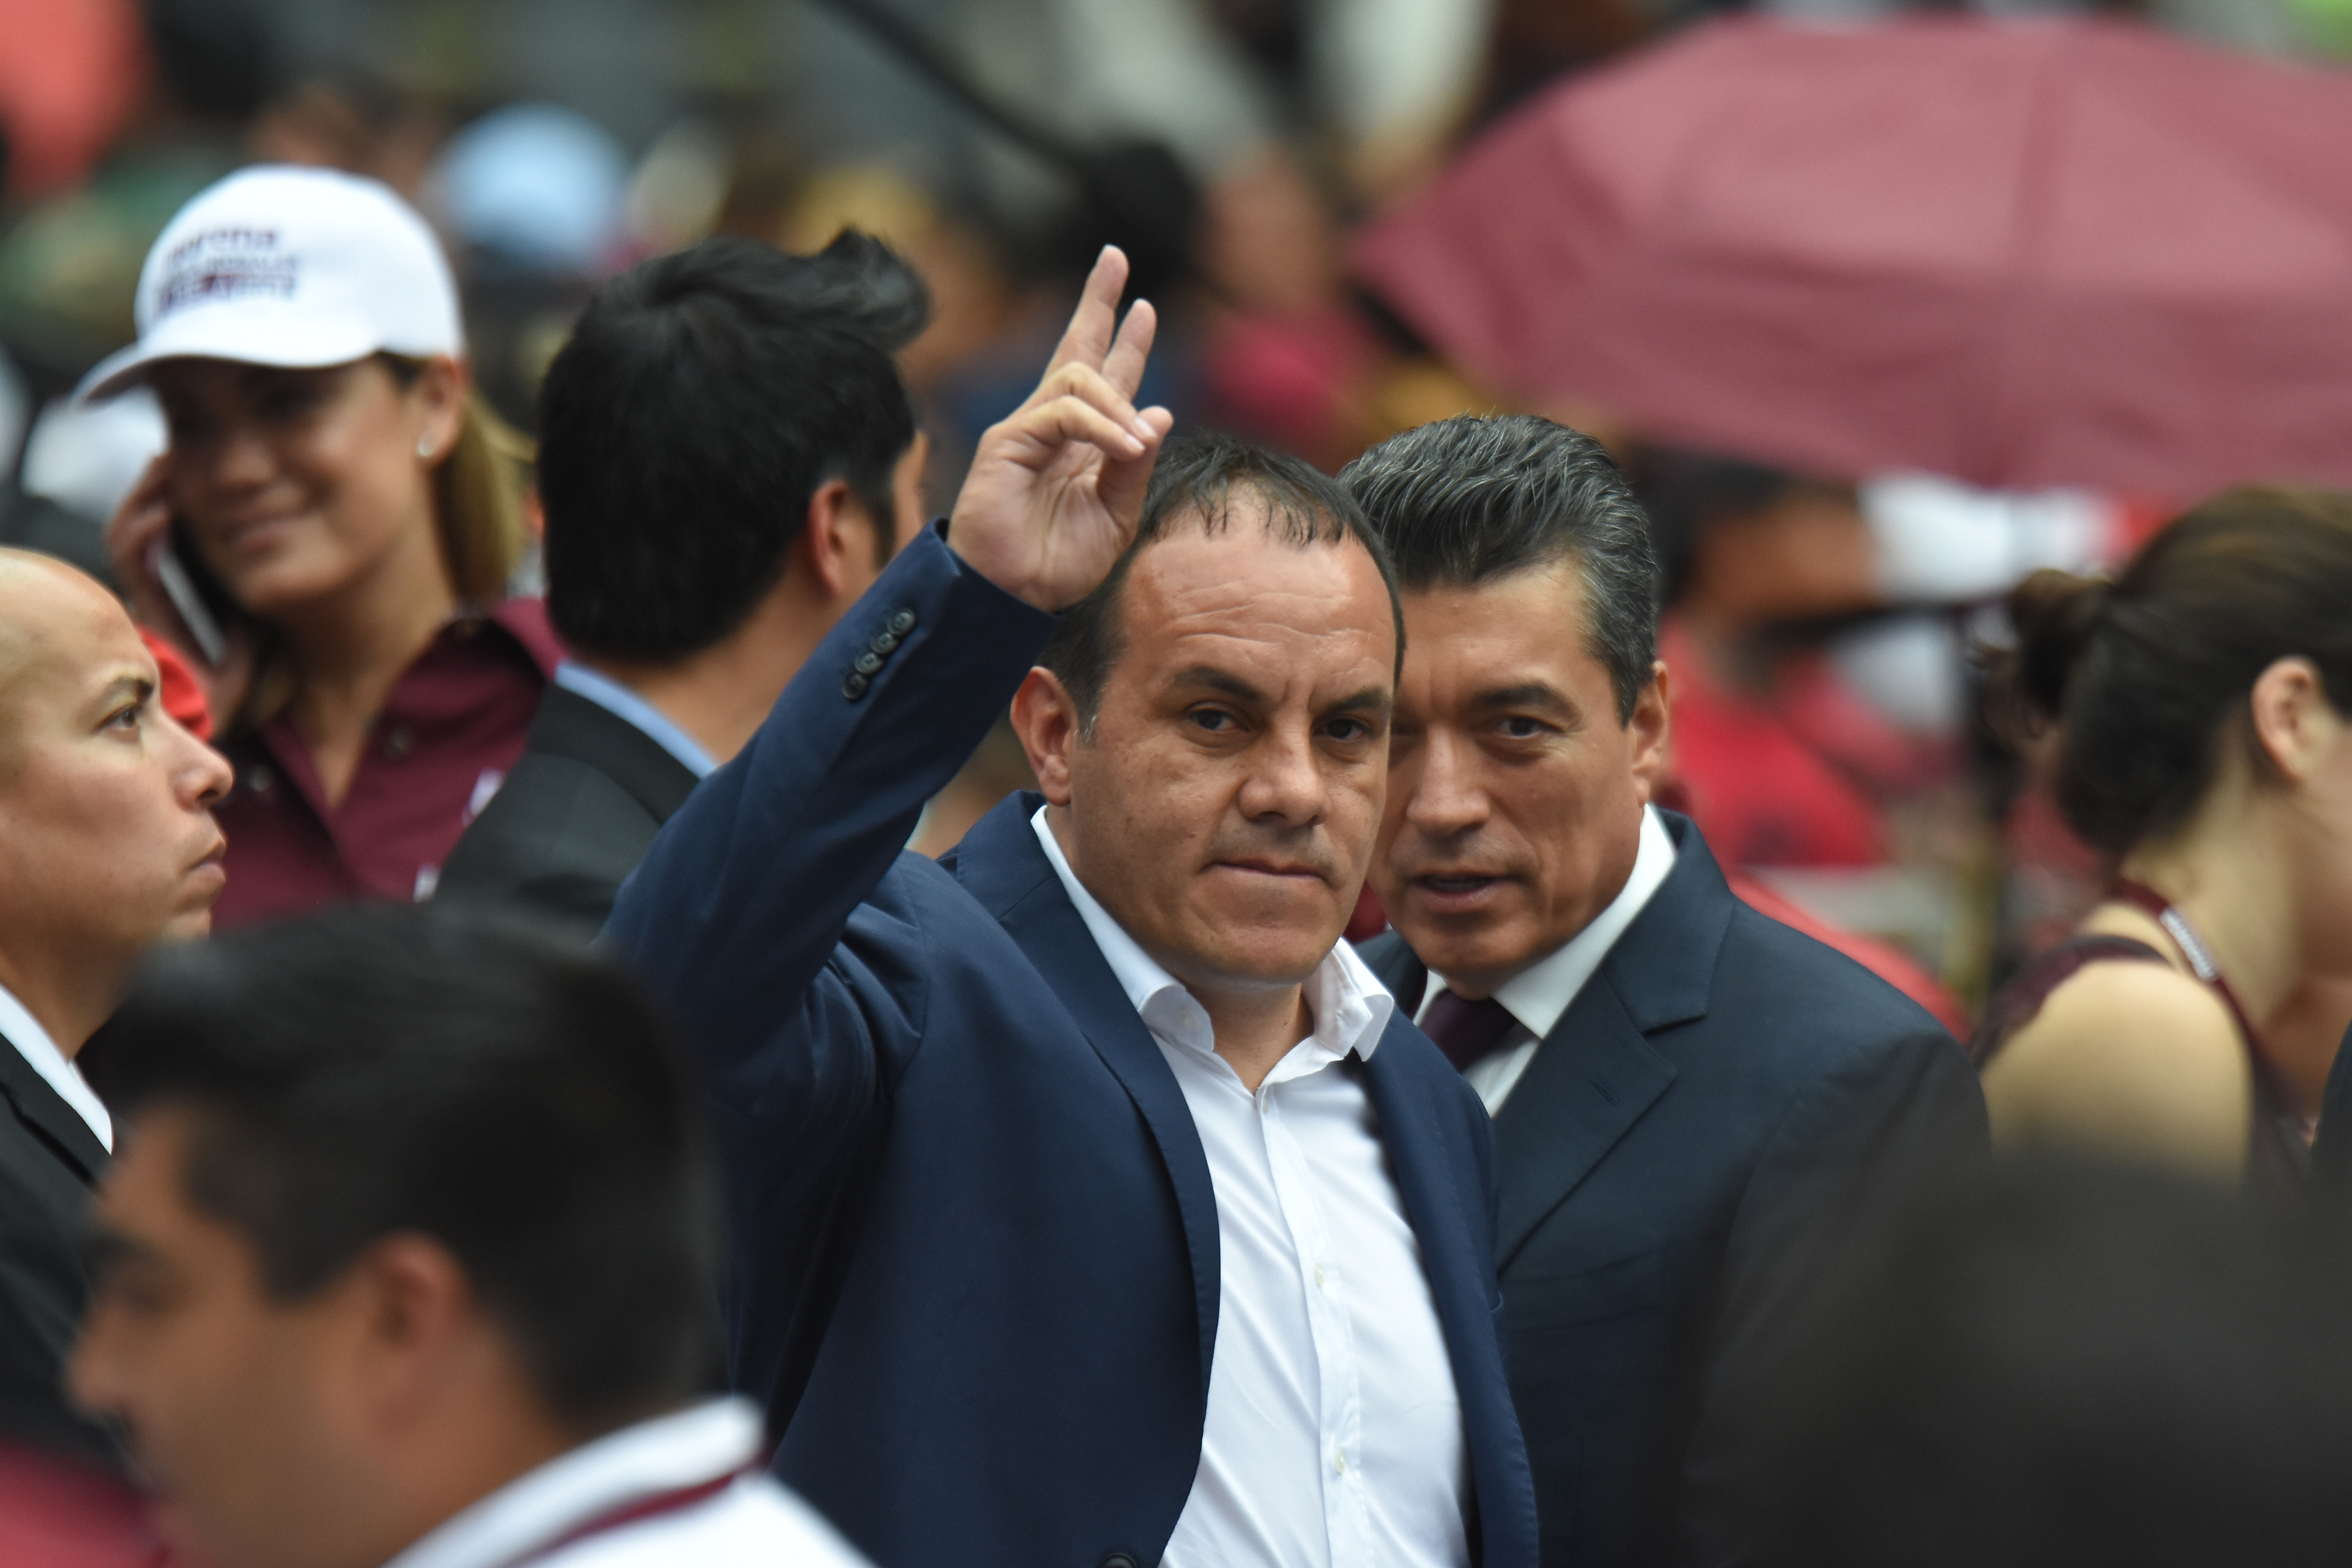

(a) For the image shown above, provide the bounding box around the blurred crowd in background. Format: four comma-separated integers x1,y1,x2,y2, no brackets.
3,0,2350,1085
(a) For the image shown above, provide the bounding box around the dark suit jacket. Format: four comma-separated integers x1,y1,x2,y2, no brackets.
437,684,701,938
605,526,1539,1568
0,1032,115,1467
1362,815,1986,1568
2313,1019,2352,1200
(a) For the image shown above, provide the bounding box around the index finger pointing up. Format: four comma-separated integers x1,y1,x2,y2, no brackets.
1043,246,1131,376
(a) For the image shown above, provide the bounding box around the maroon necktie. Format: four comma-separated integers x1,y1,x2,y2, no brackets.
1421,990,1521,1074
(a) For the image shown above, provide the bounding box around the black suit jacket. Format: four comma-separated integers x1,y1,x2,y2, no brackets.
0,1032,115,1467
436,684,701,938
1362,813,1986,1568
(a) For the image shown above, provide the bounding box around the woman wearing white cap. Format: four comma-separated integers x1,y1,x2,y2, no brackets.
86,164,558,927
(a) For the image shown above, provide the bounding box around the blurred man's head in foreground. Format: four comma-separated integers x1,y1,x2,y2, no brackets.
1016,431,1403,1000
1762,1158,2352,1568
69,904,720,1568
538,230,931,678
0,550,230,1051
1342,414,1667,997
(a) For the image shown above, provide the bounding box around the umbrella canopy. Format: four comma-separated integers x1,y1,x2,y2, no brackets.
1354,17,2352,500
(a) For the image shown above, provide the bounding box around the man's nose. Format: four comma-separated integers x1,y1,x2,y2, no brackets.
172,721,235,810
1238,725,1325,825
1403,729,1488,836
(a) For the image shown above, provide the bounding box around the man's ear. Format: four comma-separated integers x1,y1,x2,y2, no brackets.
2249,655,2339,786
1010,667,1081,808
797,479,884,602
1626,660,1673,803
344,1233,479,1426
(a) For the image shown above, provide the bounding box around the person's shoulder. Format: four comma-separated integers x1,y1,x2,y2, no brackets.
557,1474,874,1568
1986,959,2248,1174
1709,896,1954,1047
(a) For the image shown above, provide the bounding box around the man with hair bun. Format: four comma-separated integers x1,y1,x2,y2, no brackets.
1340,413,1985,1568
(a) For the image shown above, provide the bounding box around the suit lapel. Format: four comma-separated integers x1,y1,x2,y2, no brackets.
1489,979,1676,1268
1361,1024,1484,1349
1487,815,1735,1270
953,795,1222,1394
0,1035,106,1185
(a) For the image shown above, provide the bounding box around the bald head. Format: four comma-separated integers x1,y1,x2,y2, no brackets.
0,552,232,1050
0,550,143,759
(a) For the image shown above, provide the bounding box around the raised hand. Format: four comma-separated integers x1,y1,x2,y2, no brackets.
946,246,1174,612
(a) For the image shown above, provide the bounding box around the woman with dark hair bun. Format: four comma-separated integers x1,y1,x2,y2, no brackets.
1975,487,2352,1186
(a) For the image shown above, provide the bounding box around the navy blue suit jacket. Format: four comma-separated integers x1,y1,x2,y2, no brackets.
1362,815,1986,1568
606,528,1538,1568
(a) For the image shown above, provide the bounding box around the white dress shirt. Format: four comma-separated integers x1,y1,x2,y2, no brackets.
0,982,110,1151
552,661,717,780
1417,805,1677,1116
1033,808,1469,1568
379,1398,868,1568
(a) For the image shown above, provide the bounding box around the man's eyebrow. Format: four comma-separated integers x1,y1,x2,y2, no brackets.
1473,682,1576,717
1324,685,1392,717
96,672,156,706
1166,666,1267,704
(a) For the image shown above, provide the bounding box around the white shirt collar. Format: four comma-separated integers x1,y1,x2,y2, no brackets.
380,1397,762,1568
553,662,717,780
1029,805,1393,1067
1422,804,1678,1040
0,982,111,1151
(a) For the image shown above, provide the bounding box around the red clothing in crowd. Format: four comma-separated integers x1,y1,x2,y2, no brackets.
139,628,212,740
210,601,561,928
1662,617,1952,870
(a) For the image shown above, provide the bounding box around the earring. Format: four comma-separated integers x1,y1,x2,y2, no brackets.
417,436,436,460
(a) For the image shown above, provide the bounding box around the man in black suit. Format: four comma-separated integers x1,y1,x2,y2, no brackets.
437,232,932,934
1341,416,1987,1568
0,548,231,1465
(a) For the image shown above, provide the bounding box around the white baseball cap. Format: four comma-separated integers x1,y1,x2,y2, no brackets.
76,165,465,404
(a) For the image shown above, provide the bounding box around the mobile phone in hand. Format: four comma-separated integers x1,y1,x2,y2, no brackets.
157,520,235,666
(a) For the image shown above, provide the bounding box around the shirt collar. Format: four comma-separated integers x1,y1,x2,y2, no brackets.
1424,803,1677,1040
1029,805,1393,1066
553,662,717,780
380,1397,762,1568
0,982,110,1152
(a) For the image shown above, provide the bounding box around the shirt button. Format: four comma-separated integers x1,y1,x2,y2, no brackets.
384,725,416,759
888,608,917,636
1332,1449,1348,1475
1313,1263,1327,1290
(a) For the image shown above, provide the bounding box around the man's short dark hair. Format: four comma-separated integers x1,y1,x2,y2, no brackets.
1039,430,1404,732
538,230,929,664
92,904,720,1433
1340,414,1659,722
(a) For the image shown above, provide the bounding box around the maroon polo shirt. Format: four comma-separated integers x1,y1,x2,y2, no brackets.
211,600,563,928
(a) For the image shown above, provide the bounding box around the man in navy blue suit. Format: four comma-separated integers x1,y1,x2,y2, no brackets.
1339,416,1987,1568
604,250,1538,1568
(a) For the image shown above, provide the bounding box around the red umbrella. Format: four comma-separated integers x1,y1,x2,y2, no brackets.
1354,17,2352,500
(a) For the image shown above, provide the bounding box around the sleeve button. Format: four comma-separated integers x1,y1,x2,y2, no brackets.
888,608,917,636
869,631,898,655
842,673,870,699
853,650,884,676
